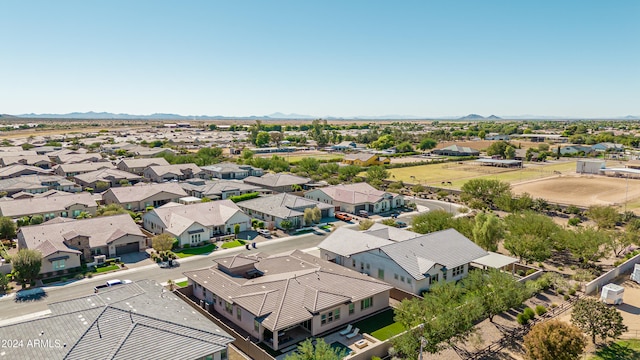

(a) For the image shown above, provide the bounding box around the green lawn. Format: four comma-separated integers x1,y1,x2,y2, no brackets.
176,280,188,287
174,243,217,258
221,240,246,249
352,308,405,340
93,264,119,273
589,339,640,360
387,160,578,188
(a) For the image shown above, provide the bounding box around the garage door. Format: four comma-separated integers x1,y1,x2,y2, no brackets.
355,205,366,212
115,242,140,256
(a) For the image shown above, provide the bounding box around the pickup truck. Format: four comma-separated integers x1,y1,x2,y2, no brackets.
94,279,132,292
335,213,353,222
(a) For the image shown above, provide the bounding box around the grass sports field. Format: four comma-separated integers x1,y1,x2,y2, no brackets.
387,160,578,188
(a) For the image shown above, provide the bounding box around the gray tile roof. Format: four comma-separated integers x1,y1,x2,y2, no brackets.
148,200,249,236
243,173,310,188
237,193,332,219
380,229,488,280
0,192,97,217
317,227,394,257
55,162,115,174
180,179,263,198
145,164,204,177
73,168,142,184
104,183,187,203
117,158,170,169
201,162,260,174
0,174,76,194
0,164,51,178
19,214,144,251
0,280,234,360
309,183,400,204
184,250,392,332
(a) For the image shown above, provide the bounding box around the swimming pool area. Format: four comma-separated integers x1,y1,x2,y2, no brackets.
330,341,353,355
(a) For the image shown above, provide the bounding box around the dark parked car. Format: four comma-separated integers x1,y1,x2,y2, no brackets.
395,221,407,228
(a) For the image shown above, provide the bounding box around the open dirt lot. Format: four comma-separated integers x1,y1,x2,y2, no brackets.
435,140,543,151
512,175,640,208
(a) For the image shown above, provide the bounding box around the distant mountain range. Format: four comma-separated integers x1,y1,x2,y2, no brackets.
5,111,639,121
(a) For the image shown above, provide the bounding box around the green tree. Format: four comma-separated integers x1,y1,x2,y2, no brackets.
523,320,586,360
471,212,504,252
503,211,560,262
586,205,619,230
200,197,212,203
571,298,627,344
152,233,176,252
338,165,361,181
95,181,110,191
279,220,293,231
303,208,314,226
0,217,17,239
395,141,414,153
411,210,453,234
311,207,322,223
76,211,92,219
285,338,346,360
505,145,516,159
371,134,395,150
462,268,529,322
270,131,284,147
234,224,240,236
460,179,511,209
559,227,609,264
366,166,389,183
418,138,438,151
97,204,128,217
255,131,271,147
29,215,44,225
486,141,510,158
12,249,42,287
297,157,320,174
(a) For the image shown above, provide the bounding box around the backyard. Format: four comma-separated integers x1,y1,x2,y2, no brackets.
352,308,405,341
589,339,640,360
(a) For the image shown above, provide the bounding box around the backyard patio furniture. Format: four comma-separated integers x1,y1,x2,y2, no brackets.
339,324,353,336
346,328,360,339
355,339,368,349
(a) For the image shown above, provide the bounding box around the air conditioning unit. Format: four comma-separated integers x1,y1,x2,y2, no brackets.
95,255,107,264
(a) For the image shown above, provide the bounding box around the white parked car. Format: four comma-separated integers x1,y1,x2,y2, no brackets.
257,229,271,238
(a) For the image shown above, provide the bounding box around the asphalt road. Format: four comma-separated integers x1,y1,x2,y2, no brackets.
0,199,450,323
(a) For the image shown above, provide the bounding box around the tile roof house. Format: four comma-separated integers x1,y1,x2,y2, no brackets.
341,153,390,166
0,280,234,359
243,173,312,193
102,182,188,211
0,174,80,196
0,192,97,221
0,154,52,168
318,226,489,295
51,153,105,164
180,179,268,200
143,200,251,246
53,162,115,178
236,193,334,230
184,250,392,351
0,164,51,180
73,168,143,190
116,158,170,175
432,145,480,156
17,214,146,275
201,162,264,180
591,142,625,152
143,163,205,182
305,183,404,215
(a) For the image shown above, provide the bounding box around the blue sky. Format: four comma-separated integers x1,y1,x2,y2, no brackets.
1,1,638,118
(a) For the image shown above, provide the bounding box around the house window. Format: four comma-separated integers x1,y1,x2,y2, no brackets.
321,314,327,325
221,349,227,360
352,259,356,268
407,277,412,284
366,263,370,270
321,309,341,326
431,274,439,284
72,210,81,217
452,265,464,277
349,303,355,315
394,274,398,280
361,297,373,311
334,308,340,321
224,301,233,314
52,260,65,270
61,211,68,217
400,276,405,282
236,307,242,321
377,269,384,280
254,320,260,332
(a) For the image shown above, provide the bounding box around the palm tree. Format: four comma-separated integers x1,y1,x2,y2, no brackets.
166,279,175,291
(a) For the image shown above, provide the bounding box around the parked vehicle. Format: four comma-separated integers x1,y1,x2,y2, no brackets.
358,210,369,218
394,221,407,228
15,287,45,301
94,279,132,292
335,213,353,222
257,229,271,238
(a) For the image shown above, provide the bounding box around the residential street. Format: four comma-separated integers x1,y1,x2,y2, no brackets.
0,199,448,323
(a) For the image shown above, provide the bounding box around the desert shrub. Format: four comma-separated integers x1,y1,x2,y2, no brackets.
517,313,530,325
525,269,537,276
558,266,564,271
568,217,581,226
517,270,525,276
535,305,547,316
557,288,565,295
563,294,570,301
568,288,576,296
524,307,536,319
550,303,558,308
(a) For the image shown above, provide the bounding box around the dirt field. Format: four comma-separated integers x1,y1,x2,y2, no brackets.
512,175,640,208
436,140,543,151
